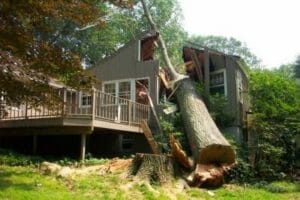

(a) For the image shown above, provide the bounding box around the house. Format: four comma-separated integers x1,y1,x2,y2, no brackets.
0,30,249,159
182,43,250,142
0,31,161,159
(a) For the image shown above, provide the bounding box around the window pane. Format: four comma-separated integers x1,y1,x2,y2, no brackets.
210,72,224,86
81,93,92,106
104,83,116,96
119,81,131,100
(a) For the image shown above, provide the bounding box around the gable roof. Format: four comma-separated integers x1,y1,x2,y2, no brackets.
90,30,159,69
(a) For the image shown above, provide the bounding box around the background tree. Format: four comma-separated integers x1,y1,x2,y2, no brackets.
189,35,261,67
249,69,300,178
0,0,131,106
293,55,300,78
78,0,188,66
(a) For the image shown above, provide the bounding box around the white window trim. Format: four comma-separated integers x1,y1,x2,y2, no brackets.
210,68,227,96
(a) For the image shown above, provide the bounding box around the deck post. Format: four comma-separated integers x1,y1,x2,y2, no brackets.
92,87,96,121
25,101,28,119
80,134,86,161
128,101,132,125
33,135,37,155
62,88,67,116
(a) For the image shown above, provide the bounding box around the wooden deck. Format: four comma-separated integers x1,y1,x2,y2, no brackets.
0,89,150,134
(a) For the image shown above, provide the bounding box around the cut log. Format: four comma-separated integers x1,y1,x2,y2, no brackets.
131,153,174,184
191,163,234,188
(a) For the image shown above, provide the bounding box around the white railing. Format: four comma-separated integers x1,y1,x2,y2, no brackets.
0,89,150,127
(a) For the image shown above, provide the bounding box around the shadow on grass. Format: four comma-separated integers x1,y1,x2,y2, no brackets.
0,168,36,191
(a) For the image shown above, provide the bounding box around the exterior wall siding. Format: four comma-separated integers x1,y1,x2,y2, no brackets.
89,40,159,105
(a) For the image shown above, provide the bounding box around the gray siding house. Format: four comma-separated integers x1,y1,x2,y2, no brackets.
89,31,160,108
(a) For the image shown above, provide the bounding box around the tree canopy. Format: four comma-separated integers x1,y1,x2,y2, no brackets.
249,69,300,177
293,55,300,78
0,0,132,106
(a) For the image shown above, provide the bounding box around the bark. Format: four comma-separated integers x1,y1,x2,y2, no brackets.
131,153,174,183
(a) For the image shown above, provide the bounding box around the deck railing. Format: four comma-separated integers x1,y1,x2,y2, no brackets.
0,89,150,126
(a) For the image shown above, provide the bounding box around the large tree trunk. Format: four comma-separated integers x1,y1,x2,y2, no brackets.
141,0,235,166
175,78,235,164
140,0,236,188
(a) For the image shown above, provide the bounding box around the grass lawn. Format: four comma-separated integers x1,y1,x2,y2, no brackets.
0,164,299,200
0,150,299,200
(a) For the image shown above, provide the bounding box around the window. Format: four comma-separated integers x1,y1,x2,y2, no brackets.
210,69,227,96
119,81,131,100
80,93,92,107
104,83,116,96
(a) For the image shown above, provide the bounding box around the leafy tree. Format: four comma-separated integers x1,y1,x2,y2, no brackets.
81,0,188,66
189,35,261,67
0,0,131,106
275,64,294,79
249,69,300,178
293,55,300,78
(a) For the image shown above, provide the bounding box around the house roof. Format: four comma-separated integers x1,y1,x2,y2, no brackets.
183,42,249,78
90,30,159,70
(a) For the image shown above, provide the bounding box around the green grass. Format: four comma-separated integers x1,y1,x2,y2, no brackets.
0,150,299,200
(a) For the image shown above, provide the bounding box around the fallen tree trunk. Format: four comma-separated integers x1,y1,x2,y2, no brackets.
141,0,235,166
140,0,235,188
174,78,235,164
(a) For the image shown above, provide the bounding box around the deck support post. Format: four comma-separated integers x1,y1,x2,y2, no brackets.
80,134,86,161
33,135,37,155
62,88,67,116
128,101,132,125
92,87,96,122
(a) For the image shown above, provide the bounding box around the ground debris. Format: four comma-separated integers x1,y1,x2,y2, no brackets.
39,158,132,178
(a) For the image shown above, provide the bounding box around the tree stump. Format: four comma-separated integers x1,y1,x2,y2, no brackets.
131,153,174,184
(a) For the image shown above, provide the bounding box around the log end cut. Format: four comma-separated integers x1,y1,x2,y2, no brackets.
198,144,235,165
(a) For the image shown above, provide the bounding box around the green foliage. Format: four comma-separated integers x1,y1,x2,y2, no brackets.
293,55,300,78
249,69,300,178
0,0,131,106
159,111,190,154
209,94,235,128
189,35,261,67
250,70,299,120
0,148,43,166
226,158,255,183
